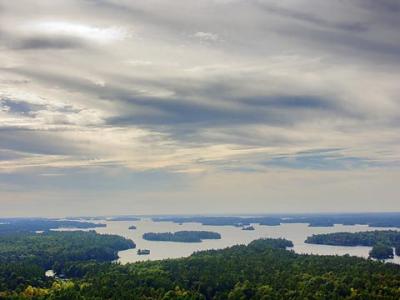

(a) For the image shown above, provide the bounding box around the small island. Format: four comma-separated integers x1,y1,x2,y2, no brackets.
369,243,394,260
143,231,221,243
128,225,137,230
242,225,255,231
137,249,150,255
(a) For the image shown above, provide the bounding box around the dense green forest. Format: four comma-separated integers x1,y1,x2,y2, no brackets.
2,238,400,299
305,230,400,259
143,231,221,243
153,213,400,228
0,231,135,292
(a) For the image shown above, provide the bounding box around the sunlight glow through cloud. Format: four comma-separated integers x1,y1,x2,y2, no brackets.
25,21,130,43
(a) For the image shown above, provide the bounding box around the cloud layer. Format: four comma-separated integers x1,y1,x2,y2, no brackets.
0,0,399,216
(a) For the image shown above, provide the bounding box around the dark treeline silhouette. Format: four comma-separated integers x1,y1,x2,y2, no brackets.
153,212,400,228
0,219,105,234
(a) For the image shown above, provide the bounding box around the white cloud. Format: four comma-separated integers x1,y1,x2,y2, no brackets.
193,31,219,41
23,21,130,43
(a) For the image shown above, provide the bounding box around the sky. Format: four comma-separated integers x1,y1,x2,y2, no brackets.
0,0,400,217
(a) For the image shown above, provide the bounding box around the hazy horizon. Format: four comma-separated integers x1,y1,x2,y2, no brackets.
1,0,400,216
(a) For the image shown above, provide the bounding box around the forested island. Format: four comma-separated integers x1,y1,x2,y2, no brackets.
153,212,400,228
1,238,400,299
305,230,400,259
143,231,221,242
242,225,255,231
369,243,395,260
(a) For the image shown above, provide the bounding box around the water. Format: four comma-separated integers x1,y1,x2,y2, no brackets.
87,219,400,264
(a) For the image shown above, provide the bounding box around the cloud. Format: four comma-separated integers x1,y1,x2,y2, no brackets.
0,0,399,215
193,31,219,41
15,37,85,50
255,2,369,32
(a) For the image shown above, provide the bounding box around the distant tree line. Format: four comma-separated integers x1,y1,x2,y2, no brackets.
153,213,400,228
143,231,221,243
0,219,105,235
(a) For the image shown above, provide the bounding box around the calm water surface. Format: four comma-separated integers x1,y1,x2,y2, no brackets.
87,219,400,264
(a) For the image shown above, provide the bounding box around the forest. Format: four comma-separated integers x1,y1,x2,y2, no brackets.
142,231,221,243
305,230,400,249
305,230,400,259
0,231,135,292
1,238,400,299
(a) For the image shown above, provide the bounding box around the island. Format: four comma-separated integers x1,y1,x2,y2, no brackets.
152,216,281,227
137,249,150,255
305,230,400,258
142,231,221,243
152,212,400,228
128,225,137,230
242,225,255,231
369,243,394,260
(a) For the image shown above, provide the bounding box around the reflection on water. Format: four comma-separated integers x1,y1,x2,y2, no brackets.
90,219,400,264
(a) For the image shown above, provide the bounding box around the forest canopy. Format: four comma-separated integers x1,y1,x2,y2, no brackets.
2,238,400,299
